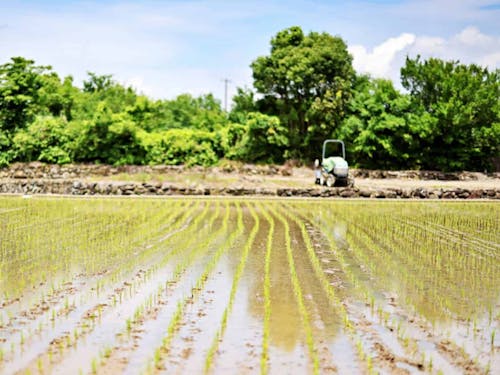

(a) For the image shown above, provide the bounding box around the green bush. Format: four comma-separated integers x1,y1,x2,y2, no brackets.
70,103,146,165
231,112,288,163
139,128,219,166
12,116,71,164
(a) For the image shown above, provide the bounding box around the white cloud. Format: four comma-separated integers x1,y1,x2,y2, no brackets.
455,26,493,46
349,33,416,77
1,1,499,101
480,52,500,67
349,26,500,86
408,26,500,67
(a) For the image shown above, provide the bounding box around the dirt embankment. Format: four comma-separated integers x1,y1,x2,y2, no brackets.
1,162,499,199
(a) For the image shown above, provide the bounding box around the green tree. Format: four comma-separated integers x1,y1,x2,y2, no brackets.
70,102,145,165
228,87,257,123
139,128,219,166
83,72,113,93
338,77,424,169
231,112,288,163
72,72,137,120
12,116,71,164
401,56,500,171
38,74,79,120
0,57,51,132
156,94,227,131
251,26,354,158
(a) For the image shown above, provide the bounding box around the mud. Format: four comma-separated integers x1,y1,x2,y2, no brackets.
0,198,498,374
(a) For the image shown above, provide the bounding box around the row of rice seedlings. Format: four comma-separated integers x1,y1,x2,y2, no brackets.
89,200,200,291
0,200,205,369
363,210,496,370
338,222,435,369
0,204,97,296
418,218,499,256
312,201,498,371
268,203,320,374
258,202,275,375
279,202,381,373
96,200,205,288
204,202,260,373
146,202,246,372
0,200,192,338
371,211,500,363
318,201,498,325
75,201,218,332
74,201,225,373
334,207,461,325
69,200,194,278
9,201,224,374
52,200,196,307
389,223,493,319
355,206,498,322
289,202,461,372
396,215,499,271
420,202,499,243
0,198,190,305
88,203,234,374
287,201,371,301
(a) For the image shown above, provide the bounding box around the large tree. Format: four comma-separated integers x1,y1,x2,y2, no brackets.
401,56,500,171
339,77,423,169
251,26,354,159
0,57,52,132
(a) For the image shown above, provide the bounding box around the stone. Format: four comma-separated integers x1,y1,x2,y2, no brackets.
340,188,355,197
385,190,398,198
13,170,27,179
359,189,372,197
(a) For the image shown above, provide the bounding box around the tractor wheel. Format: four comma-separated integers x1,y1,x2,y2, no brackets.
326,175,336,187
319,175,325,186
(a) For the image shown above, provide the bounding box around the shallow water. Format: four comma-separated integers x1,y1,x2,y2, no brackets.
0,197,498,374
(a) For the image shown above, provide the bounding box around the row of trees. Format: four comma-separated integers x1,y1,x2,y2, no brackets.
1,26,499,171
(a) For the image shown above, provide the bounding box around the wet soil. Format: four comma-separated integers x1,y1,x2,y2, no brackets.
0,198,498,374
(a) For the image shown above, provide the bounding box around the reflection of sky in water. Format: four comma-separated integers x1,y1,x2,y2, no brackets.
301,201,500,325
2,198,499,373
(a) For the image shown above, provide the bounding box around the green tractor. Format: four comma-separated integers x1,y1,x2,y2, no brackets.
314,139,354,187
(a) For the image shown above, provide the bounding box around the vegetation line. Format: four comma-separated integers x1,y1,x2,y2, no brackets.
203,202,259,374
268,203,320,374
149,202,245,372
259,203,275,375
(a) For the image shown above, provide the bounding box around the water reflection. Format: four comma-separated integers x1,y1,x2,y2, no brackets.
297,201,500,325
245,204,345,354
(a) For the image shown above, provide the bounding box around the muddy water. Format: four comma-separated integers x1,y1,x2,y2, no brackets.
211,210,267,374
1,197,499,374
295,200,500,374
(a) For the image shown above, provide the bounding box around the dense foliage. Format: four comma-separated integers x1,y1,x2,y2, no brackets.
251,26,355,159
0,27,498,171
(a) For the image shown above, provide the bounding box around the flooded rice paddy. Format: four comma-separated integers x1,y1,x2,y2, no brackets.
0,196,499,374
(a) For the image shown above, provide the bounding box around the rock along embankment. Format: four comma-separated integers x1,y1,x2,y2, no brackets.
1,162,498,199
1,179,498,199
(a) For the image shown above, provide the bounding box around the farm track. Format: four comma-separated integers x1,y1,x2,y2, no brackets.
0,197,499,374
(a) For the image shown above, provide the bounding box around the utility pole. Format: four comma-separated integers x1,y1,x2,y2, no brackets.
221,78,231,112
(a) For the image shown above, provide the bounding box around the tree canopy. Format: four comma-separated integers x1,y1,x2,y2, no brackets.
251,26,355,159
400,56,500,171
0,27,499,171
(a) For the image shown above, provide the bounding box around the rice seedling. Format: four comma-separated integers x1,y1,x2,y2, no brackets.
0,197,498,374
204,202,259,373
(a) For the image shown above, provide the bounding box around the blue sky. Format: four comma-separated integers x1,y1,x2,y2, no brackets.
1,0,499,103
